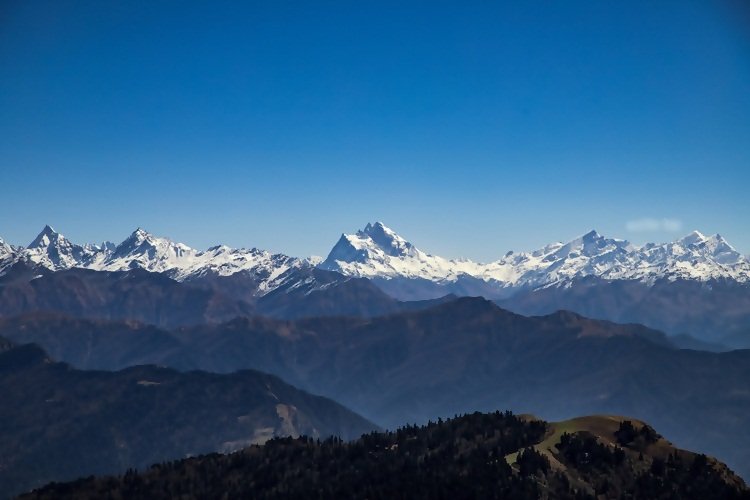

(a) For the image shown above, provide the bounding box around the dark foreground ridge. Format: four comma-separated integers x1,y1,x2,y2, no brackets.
22,412,749,500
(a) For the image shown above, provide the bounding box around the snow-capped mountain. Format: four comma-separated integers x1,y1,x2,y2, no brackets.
322,222,502,282
0,237,19,274
0,238,15,259
24,225,106,270
0,226,313,295
320,222,750,288
2,223,749,299
88,228,309,292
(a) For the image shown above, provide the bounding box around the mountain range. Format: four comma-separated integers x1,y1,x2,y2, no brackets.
3,223,750,495
2,223,749,346
2,222,749,294
322,222,750,289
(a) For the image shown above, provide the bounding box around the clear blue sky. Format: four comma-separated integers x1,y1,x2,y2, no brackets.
1,1,749,260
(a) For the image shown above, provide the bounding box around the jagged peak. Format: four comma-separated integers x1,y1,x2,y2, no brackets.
0,237,15,258
114,228,195,258
361,221,395,235
28,225,66,249
83,241,116,253
582,229,602,240
357,222,415,256
320,222,418,268
129,227,153,242
306,255,324,266
707,233,730,244
677,230,707,246
121,228,188,249
547,229,629,260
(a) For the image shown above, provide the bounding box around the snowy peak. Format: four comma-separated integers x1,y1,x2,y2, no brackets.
107,228,194,267
359,222,416,258
698,234,741,265
119,228,161,249
546,229,631,261
583,229,601,240
321,222,428,274
323,222,419,267
324,234,369,265
27,225,57,248
639,230,744,269
87,228,309,292
0,226,309,295
0,236,13,254
677,230,707,247
24,225,100,270
321,223,495,282
2,223,748,294
85,241,116,253
320,223,750,286
0,237,18,268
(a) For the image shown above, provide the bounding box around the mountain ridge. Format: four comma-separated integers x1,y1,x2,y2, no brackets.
2,223,748,298
3,223,749,344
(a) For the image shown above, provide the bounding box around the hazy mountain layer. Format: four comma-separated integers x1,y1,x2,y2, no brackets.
0,341,376,498
3,299,749,479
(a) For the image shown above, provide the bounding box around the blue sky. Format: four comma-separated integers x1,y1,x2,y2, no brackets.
1,1,748,260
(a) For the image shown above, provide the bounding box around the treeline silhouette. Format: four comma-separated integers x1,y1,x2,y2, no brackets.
22,413,749,500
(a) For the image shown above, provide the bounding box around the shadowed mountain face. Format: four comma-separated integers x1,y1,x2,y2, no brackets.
0,264,255,328
20,412,749,500
0,263,453,326
4,298,750,479
0,342,376,498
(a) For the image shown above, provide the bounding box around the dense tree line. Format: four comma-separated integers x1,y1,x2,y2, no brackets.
614,420,660,448
555,428,748,499
22,412,749,500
